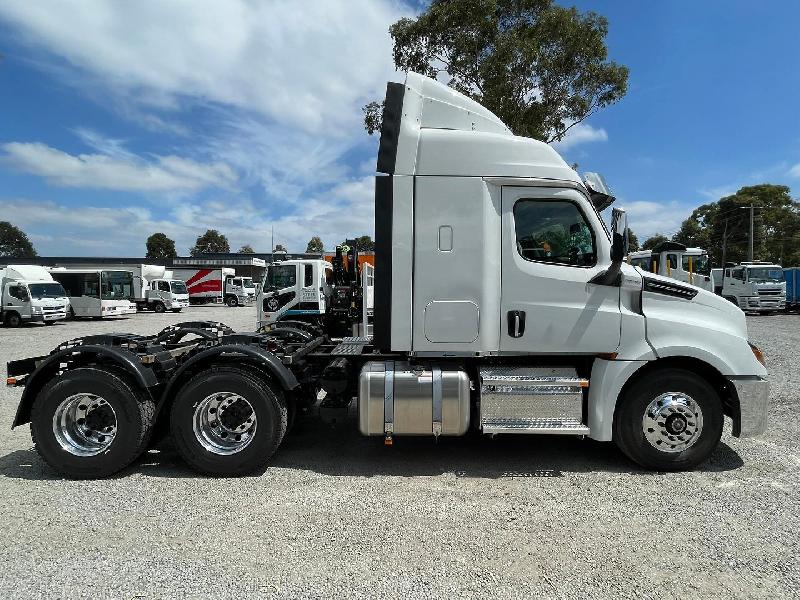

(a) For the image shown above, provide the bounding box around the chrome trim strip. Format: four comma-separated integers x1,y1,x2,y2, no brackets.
431,365,442,437
384,361,394,434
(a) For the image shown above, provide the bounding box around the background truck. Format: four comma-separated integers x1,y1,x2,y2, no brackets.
721,262,786,312
6,72,768,479
49,268,137,318
782,267,799,311
0,265,69,327
628,243,713,292
172,268,254,307
258,244,375,336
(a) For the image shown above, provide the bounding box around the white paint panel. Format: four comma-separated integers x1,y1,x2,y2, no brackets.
412,176,501,352
390,175,414,351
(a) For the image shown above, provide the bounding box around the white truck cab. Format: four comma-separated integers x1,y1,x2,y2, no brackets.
628,243,713,292
1,265,69,327
146,277,190,313
257,259,332,329
722,262,786,312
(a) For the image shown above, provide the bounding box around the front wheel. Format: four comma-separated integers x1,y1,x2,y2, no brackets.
613,368,723,471
30,367,155,479
4,312,22,328
225,296,238,307
170,366,287,476
153,302,166,313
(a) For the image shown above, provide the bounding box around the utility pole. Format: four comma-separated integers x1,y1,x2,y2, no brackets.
741,205,757,262
271,225,274,258
721,219,728,266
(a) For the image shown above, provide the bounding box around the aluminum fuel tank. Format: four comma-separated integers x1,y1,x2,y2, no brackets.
358,361,470,436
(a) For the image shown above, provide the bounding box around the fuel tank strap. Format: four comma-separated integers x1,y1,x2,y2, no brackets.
432,365,443,437
383,361,394,434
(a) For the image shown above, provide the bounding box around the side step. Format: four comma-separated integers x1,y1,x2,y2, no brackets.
480,367,589,435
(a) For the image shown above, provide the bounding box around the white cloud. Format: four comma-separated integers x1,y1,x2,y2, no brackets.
1,177,375,256
1,142,237,192
0,0,407,137
788,163,800,177
619,199,692,239
550,123,608,151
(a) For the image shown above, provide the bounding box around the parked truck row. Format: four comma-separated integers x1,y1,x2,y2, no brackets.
6,73,769,480
628,245,790,313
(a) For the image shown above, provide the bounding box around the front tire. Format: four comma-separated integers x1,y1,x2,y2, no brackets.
30,367,155,479
225,295,238,307
4,312,22,328
154,302,166,313
170,366,287,476
613,368,723,471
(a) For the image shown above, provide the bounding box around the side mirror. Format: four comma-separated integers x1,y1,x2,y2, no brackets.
590,207,627,286
610,207,629,263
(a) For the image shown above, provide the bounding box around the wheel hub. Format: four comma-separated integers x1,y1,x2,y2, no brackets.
53,393,118,456
642,392,704,453
193,392,257,455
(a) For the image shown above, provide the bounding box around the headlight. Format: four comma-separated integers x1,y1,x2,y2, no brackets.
749,342,766,367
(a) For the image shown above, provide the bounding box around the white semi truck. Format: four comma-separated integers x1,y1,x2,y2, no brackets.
172,267,255,307
7,73,768,479
0,265,69,327
721,262,786,313
628,243,713,292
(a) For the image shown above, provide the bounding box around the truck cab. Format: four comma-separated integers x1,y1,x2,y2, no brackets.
1,265,69,327
627,243,713,292
147,278,190,313
722,262,786,312
257,259,332,328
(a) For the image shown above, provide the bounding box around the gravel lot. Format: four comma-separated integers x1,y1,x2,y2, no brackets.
0,306,797,599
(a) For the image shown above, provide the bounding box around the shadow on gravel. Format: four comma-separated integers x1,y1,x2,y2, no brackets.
0,418,744,481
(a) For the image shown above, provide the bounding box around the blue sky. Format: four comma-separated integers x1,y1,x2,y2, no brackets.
0,0,798,256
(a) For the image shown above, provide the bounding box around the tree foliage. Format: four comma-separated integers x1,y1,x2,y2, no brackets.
670,184,800,266
190,229,230,256
145,232,177,259
273,244,288,253
305,236,325,253
627,229,640,252
0,221,37,258
238,244,255,254
365,0,628,142
340,236,375,252
642,234,668,251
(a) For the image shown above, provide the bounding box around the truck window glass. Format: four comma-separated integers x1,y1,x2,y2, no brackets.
9,285,27,300
267,265,297,289
101,271,133,300
159,281,171,292
171,281,187,294
304,264,313,287
682,254,710,276
28,283,65,298
667,254,678,269
747,267,784,283
513,199,596,267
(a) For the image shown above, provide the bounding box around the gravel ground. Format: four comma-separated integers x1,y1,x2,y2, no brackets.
0,306,797,599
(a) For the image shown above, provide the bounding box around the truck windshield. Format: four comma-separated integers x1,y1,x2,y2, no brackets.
170,281,188,294
747,267,784,283
27,283,67,299
242,277,255,289
267,265,297,289
101,271,134,300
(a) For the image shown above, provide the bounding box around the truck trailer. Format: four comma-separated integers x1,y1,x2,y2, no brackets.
172,267,254,307
6,73,768,478
0,265,69,327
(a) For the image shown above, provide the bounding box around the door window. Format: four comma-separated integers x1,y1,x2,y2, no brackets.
513,199,596,267
8,285,28,301
158,281,171,292
666,254,678,269
304,264,314,287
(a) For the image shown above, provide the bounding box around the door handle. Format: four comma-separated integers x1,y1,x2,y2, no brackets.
507,310,526,338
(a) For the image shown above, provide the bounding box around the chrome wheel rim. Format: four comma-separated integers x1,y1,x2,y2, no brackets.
642,392,703,453
193,392,257,455
52,393,118,456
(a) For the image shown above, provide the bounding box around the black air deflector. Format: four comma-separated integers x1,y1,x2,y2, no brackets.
376,82,405,174
643,277,698,300
373,176,393,350
651,241,687,253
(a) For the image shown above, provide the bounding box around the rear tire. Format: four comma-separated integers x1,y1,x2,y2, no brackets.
170,366,287,476
4,312,22,328
613,368,723,471
30,367,155,479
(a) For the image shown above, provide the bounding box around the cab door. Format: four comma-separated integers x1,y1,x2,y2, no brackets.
500,186,621,354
